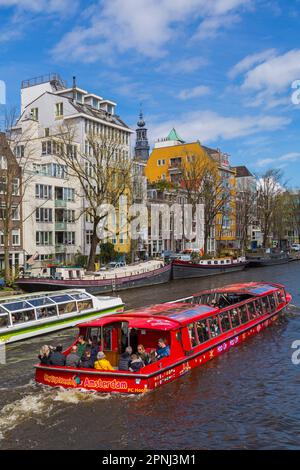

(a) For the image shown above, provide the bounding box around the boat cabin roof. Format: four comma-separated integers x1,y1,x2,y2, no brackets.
0,289,94,313
195,282,283,298
79,302,219,331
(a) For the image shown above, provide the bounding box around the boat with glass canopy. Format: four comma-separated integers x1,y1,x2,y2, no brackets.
0,289,124,344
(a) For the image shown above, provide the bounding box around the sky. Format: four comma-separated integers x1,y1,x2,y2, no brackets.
0,0,300,186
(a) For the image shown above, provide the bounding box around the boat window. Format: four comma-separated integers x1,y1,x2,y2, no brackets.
49,294,73,303
268,294,276,312
207,316,221,338
214,261,218,265
4,300,32,311
239,304,249,324
71,293,90,301
196,320,209,344
188,323,198,347
230,309,240,328
28,297,54,307
11,310,36,324
248,302,261,320
36,306,57,319
207,261,211,265
278,289,286,304
58,302,77,315
220,312,231,332
261,297,269,314
221,260,224,264
87,327,101,340
77,299,93,311
253,299,263,317
103,327,112,350
0,314,9,328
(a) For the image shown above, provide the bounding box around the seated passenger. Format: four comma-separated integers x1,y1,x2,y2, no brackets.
137,344,150,365
118,346,133,370
49,345,66,366
156,338,170,359
38,345,52,365
94,352,114,371
79,350,94,369
65,345,80,368
77,335,87,359
149,349,157,363
129,354,144,372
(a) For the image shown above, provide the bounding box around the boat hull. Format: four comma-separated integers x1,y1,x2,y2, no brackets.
0,304,124,345
16,264,172,294
35,305,286,394
172,260,247,280
247,257,289,267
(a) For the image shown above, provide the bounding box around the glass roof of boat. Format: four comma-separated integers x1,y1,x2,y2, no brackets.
0,290,95,313
4,300,33,311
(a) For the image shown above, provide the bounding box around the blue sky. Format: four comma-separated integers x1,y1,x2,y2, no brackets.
1,0,300,185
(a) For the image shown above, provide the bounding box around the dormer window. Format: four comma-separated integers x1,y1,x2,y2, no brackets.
92,98,98,108
76,92,83,103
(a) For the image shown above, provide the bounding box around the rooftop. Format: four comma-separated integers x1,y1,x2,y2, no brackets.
232,166,254,178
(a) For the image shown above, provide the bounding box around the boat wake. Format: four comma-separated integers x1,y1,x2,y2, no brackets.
0,386,111,442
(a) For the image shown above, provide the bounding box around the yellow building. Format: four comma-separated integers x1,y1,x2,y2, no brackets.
145,129,237,252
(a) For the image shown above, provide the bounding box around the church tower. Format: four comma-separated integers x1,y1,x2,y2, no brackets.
134,109,150,160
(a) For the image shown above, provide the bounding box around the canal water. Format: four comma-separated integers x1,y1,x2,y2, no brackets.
0,264,300,450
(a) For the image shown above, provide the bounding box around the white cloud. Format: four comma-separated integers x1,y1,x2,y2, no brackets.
52,0,252,62
228,48,277,79
256,152,300,168
156,57,208,74
242,49,300,91
150,110,290,143
195,13,240,40
0,0,76,13
178,85,211,100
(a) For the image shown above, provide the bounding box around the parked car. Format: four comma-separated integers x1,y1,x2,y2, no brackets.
291,244,300,251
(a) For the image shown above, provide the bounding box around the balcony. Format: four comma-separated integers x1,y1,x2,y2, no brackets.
55,199,67,208
55,222,67,231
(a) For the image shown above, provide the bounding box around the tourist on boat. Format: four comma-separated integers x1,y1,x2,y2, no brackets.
156,338,170,359
77,335,87,359
38,345,52,365
90,336,100,362
79,349,94,369
49,345,66,366
65,346,81,368
94,352,114,371
118,346,133,370
129,354,144,372
137,344,150,365
145,349,156,364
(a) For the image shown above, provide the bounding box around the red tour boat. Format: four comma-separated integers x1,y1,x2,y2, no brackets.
35,282,291,394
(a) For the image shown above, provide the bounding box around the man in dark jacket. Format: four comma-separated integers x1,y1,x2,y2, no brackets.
79,350,94,369
118,346,132,370
65,345,80,368
50,345,66,366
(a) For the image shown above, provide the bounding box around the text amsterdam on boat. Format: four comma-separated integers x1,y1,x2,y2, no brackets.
35,282,291,394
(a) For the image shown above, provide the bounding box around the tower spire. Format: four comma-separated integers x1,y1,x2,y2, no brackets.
134,107,150,161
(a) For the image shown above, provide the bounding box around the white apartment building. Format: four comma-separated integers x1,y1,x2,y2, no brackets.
12,73,133,267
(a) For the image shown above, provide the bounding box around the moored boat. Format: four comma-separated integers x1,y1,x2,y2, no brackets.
172,257,248,280
16,261,172,294
246,252,290,267
35,282,291,394
0,289,123,344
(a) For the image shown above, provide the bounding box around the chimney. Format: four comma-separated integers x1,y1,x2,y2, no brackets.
72,76,76,102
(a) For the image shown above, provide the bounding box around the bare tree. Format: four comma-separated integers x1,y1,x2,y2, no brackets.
56,121,133,271
236,187,257,253
0,108,36,283
257,169,284,249
180,154,231,255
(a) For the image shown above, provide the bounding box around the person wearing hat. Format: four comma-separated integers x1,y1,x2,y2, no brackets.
94,351,114,371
